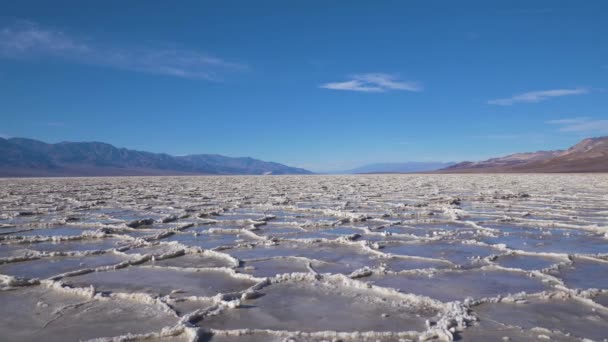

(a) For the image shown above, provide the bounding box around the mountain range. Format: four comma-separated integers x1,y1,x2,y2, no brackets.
439,136,608,173
0,137,312,177
1,136,607,177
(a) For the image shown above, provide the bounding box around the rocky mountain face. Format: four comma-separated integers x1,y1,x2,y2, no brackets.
0,138,312,177
444,150,563,170
441,137,608,173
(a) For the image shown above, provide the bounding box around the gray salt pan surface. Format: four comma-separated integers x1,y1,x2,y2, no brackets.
493,253,565,271
0,253,128,279
367,268,551,302
199,281,436,333
226,242,380,274
483,227,608,255
63,266,257,298
381,241,501,267
148,253,235,268
473,296,608,341
163,232,247,250
592,292,608,307
238,258,311,278
0,286,178,342
8,226,90,237
0,244,35,258
1,174,607,341
22,237,129,253
456,316,574,342
549,257,608,290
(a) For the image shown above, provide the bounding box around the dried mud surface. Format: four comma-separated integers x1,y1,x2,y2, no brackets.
1,174,607,341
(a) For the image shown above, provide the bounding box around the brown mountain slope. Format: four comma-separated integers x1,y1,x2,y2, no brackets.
439,137,608,173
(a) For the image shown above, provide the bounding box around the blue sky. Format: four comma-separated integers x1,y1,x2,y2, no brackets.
1,1,607,172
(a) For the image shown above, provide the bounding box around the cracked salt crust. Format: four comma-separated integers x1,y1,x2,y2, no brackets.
0,174,607,341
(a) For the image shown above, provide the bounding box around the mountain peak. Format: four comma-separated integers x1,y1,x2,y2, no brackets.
563,136,608,155
440,136,608,173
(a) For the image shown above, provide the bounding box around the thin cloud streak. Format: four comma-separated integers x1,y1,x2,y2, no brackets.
488,88,588,105
547,117,608,134
320,73,422,93
0,20,247,80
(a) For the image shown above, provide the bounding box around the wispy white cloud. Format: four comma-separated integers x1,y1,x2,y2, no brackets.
547,117,608,134
488,88,588,105
320,79,384,92
320,73,422,93
0,20,247,80
0,133,10,139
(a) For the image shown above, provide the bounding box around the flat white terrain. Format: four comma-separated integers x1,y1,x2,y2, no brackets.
0,174,607,341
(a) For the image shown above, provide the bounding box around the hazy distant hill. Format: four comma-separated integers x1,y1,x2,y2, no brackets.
0,137,313,177
440,137,608,173
341,162,455,174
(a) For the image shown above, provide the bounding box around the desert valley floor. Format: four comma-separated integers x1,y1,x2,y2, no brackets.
0,174,607,342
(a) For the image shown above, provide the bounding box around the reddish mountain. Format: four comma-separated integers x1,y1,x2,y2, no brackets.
440,137,608,173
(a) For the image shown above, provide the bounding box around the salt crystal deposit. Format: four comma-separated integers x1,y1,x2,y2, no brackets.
1,174,607,341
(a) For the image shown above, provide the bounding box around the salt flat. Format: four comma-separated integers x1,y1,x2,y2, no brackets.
0,174,607,341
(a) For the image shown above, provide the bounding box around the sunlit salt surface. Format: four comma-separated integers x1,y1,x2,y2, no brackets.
0,286,178,342
1,174,607,341
199,280,437,333
367,267,551,302
474,296,608,341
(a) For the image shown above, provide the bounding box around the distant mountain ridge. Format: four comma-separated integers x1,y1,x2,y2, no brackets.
340,162,455,174
0,137,312,177
440,137,608,173
443,150,563,170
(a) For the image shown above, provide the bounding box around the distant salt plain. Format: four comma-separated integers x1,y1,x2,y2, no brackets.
0,174,607,341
